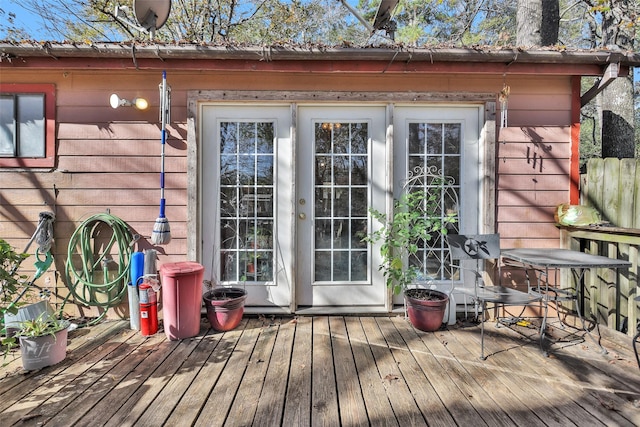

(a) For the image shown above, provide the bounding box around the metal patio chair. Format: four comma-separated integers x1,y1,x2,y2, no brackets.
634,295,640,370
446,233,543,360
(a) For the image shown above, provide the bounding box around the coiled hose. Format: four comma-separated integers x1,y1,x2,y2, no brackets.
64,213,134,326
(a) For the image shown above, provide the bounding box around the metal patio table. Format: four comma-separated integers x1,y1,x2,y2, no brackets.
501,248,631,355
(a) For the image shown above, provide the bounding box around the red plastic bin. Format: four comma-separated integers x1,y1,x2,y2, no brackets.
159,261,204,340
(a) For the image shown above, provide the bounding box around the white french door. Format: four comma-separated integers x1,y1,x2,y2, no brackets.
393,105,482,301
296,106,387,308
201,105,293,308
200,103,482,311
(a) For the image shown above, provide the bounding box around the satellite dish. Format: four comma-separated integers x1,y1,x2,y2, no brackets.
115,0,171,39
338,0,398,40
372,0,399,39
133,0,172,32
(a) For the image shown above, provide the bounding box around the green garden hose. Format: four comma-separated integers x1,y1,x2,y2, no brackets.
64,213,134,326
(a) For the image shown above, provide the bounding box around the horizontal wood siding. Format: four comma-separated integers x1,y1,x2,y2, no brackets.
497,126,572,248
0,67,575,317
1,71,191,319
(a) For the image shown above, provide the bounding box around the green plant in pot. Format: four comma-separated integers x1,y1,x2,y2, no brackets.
366,186,457,332
0,239,29,322
3,311,70,370
0,239,54,338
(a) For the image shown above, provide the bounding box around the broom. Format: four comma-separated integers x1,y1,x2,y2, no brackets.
151,70,171,245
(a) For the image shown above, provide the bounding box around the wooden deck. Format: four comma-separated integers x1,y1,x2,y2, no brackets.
1,315,639,426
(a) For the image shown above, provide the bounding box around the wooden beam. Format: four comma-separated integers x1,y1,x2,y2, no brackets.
580,62,619,107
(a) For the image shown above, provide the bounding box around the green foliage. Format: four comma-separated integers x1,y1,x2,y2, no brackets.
0,239,29,317
13,311,67,338
365,188,457,295
231,0,364,45
4,0,367,44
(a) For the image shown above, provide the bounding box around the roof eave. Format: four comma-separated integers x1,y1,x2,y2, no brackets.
2,43,639,67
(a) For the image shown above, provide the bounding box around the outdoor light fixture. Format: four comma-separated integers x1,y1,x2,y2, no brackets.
109,93,149,110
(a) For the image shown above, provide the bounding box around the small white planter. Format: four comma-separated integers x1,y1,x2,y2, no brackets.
18,320,69,371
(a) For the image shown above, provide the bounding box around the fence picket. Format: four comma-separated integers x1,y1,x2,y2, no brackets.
585,158,604,210
571,158,640,336
619,159,636,228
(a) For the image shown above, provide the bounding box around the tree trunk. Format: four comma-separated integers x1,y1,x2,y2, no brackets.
601,74,635,158
517,0,558,46
540,0,559,45
600,0,635,158
516,0,541,46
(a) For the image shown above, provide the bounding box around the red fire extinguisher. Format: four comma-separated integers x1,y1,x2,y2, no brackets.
139,278,158,336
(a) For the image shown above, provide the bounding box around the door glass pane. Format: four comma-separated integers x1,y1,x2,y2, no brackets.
407,122,461,281
313,122,369,283
219,121,274,283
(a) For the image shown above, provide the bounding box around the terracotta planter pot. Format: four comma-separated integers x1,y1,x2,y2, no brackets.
203,288,248,332
404,289,449,332
19,321,70,371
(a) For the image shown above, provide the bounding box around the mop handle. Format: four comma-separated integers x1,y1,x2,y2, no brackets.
159,70,167,217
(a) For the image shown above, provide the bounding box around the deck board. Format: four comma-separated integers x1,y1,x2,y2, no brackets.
226,317,279,426
465,324,611,426
330,316,369,426
395,319,487,426
440,328,568,427
166,319,248,426
344,317,400,427
360,316,427,426
253,317,296,426
281,316,312,427
13,329,144,426
310,316,340,426
1,315,639,427
136,329,217,426
49,331,166,427
194,318,263,427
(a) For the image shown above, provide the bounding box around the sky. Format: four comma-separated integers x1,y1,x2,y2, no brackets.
0,0,370,42
0,1,52,40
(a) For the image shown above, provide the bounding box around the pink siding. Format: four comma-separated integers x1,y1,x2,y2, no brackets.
497,126,572,248
0,63,577,316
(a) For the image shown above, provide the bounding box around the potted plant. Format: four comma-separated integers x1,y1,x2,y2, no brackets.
4,311,70,370
246,224,271,250
1,239,53,337
242,251,259,274
1,239,29,326
203,283,248,332
366,186,457,332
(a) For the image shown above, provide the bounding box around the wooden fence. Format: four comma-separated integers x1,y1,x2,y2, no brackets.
559,158,640,337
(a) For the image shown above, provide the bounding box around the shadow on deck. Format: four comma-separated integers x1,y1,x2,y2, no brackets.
1,315,639,426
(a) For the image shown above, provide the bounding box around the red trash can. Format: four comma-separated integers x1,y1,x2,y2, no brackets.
160,261,204,340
